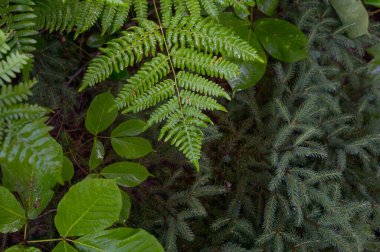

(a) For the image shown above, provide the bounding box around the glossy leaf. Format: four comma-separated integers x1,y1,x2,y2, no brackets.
5,246,41,252
74,228,164,252
85,92,118,135
52,242,78,252
254,18,308,62
100,161,151,187
257,0,279,16
89,138,104,170
111,119,148,137
330,0,369,38
62,156,74,183
364,0,380,7
111,137,153,159
0,186,26,233
54,178,122,237
219,13,267,91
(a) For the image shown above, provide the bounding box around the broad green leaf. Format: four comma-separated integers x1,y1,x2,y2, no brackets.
257,0,279,16
219,13,267,91
111,119,147,137
74,228,164,252
5,246,41,252
364,0,380,7
254,18,308,62
1,122,63,219
52,242,78,252
119,190,131,224
367,44,380,58
0,186,26,233
85,92,118,135
330,0,369,39
111,137,153,159
54,178,122,237
86,34,105,48
100,162,151,187
89,138,105,171
62,156,74,183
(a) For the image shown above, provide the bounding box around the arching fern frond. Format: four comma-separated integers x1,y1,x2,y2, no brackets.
0,0,38,53
80,20,163,90
0,51,29,85
166,16,260,62
34,0,133,37
171,47,239,79
177,71,231,100
133,0,148,19
81,15,261,169
0,80,35,106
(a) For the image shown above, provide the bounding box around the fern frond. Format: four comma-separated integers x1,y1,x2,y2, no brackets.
122,79,175,113
161,114,204,171
133,0,148,19
115,53,170,109
180,90,227,112
177,71,231,100
200,0,218,17
0,51,29,85
166,16,261,62
0,0,37,53
147,97,179,125
34,0,132,36
0,80,35,106
80,20,163,90
80,15,260,169
0,103,48,121
185,0,201,17
160,0,173,26
171,47,239,79
101,0,133,34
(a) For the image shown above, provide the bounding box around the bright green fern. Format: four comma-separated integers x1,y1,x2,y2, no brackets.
80,15,261,170
33,0,255,37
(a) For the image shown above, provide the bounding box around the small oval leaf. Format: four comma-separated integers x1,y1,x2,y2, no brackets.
100,161,151,187
111,119,148,137
89,138,105,171
54,178,122,237
111,137,153,159
85,92,118,135
62,156,74,183
254,18,308,62
119,190,131,223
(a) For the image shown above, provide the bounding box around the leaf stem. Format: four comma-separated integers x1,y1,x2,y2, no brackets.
23,221,28,242
27,238,63,244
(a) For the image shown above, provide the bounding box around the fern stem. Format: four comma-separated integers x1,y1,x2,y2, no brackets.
152,0,199,171
152,0,183,111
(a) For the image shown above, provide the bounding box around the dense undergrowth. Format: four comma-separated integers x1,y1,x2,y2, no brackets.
0,0,380,251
